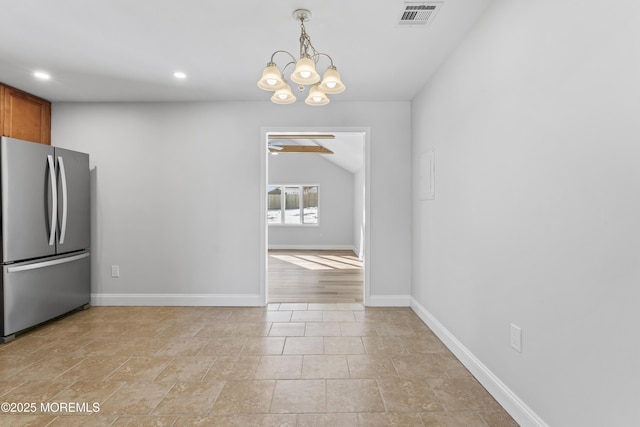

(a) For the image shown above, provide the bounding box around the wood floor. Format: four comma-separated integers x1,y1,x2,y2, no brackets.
268,250,363,304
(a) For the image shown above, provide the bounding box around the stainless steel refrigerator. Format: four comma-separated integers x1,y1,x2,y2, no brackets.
1,136,90,343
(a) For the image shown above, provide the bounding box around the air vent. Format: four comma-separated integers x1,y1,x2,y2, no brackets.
398,2,443,26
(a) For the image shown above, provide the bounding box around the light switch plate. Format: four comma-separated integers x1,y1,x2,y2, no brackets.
510,323,522,352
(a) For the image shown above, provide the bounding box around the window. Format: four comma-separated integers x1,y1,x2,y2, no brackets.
268,185,318,225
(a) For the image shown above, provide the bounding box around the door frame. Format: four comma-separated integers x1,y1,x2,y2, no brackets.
259,126,371,306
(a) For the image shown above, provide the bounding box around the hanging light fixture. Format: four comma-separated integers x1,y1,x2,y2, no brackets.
257,9,345,106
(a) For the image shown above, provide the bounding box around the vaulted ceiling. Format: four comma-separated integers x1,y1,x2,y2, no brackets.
0,0,492,103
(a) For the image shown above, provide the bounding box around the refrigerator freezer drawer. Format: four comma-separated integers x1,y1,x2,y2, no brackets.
1,252,90,338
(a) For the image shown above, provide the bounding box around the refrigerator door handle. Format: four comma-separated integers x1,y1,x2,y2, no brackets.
58,156,68,245
47,154,58,246
7,252,90,273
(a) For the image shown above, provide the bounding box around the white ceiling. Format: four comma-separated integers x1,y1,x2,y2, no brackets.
0,0,492,103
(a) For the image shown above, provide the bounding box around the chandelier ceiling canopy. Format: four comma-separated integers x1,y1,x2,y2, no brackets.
257,9,346,106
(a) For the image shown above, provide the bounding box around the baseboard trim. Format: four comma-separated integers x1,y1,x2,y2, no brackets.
91,293,263,307
367,295,411,307
409,297,548,427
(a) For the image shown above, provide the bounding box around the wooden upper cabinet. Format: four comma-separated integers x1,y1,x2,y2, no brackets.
0,83,51,145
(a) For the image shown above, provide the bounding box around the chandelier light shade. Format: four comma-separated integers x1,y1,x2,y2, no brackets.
305,84,330,106
257,62,286,91
257,9,345,106
271,82,296,104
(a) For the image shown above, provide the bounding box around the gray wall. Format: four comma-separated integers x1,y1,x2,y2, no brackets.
268,153,355,249
52,101,411,305
411,0,640,425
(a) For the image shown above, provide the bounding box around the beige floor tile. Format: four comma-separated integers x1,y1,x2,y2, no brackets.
308,303,338,310
158,323,204,338
270,379,326,413
211,380,276,414
0,379,27,397
427,377,502,411
100,381,173,415
173,414,297,426
358,412,425,426
199,337,246,357
232,322,272,337
0,415,57,426
193,323,237,338
106,356,172,381
434,353,472,378
111,415,177,426
298,413,359,427
282,337,324,355
263,311,293,322
304,322,341,337
3,380,72,402
377,378,444,412
479,410,520,427
0,355,36,380
336,303,365,311
339,322,378,336
420,411,489,427
347,355,398,378
401,335,449,354
278,303,309,311
268,322,306,337
323,310,356,322
204,355,260,380
154,356,217,382
56,356,129,381
354,310,388,322
152,381,225,415
391,354,447,379
254,355,302,379
374,321,416,336
48,415,119,426
153,337,209,357
324,337,365,354
241,337,285,355
69,338,130,357
362,337,409,355
0,306,516,424
51,379,125,404
302,355,350,379
116,337,169,357
291,310,324,322
326,378,385,412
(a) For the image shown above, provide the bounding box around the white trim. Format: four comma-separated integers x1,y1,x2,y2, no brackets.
368,294,411,307
409,297,549,427
268,244,358,252
261,126,371,307
91,293,263,307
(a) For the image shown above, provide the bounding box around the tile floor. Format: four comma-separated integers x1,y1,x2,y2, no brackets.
0,304,519,426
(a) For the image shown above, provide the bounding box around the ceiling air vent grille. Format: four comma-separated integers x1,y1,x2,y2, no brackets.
398,2,443,26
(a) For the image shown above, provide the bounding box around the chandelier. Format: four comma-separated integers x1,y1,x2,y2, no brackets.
257,9,346,106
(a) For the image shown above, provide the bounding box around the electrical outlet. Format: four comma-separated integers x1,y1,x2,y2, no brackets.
111,265,120,278
510,323,522,352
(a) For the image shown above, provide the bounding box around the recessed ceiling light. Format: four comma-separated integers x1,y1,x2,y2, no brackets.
173,71,187,79
33,71,51,80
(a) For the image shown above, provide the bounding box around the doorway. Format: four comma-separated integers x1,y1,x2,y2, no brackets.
260,128,370,305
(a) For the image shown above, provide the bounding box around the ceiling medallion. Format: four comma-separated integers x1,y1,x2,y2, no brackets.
257,9,346,106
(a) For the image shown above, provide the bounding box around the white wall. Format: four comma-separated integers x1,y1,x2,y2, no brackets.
411,0,640,426
268,153,355,249
52,101,411,305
